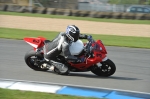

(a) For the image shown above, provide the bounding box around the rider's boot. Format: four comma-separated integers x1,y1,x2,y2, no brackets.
44,58,68,73
42,63,54,71
50,60,68,73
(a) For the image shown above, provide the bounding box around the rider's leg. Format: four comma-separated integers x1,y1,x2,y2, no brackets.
44,54,68,73
43,44,68,73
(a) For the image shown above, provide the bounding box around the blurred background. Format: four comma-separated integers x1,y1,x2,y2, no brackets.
0,0,150,13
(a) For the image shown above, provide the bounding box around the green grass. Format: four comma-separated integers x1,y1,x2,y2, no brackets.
0,27,58,40
0,27,150,49
0,11,150,25
0,88,99,99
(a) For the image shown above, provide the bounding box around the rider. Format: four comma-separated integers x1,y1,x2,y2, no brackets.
43,25,91,72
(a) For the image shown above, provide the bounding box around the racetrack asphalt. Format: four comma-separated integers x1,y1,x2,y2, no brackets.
0,38,150,93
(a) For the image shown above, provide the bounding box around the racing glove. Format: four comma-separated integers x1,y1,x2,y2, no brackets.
87,35,93,41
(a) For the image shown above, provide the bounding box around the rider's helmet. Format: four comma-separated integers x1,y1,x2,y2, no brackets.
65,25,80,42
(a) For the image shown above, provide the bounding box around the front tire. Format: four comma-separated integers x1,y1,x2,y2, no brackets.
91,59,116,77
24,50,49,71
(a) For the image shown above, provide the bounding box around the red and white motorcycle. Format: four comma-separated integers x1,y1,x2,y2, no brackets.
24,36,116,77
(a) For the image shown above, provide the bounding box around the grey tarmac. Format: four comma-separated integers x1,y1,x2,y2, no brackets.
0,39,150,93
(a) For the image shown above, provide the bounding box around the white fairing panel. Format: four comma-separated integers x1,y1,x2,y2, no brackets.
69,40,84,55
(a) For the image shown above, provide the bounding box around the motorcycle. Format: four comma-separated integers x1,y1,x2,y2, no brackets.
24,36,116,77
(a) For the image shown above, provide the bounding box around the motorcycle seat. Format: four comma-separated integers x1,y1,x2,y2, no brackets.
44,40,51,44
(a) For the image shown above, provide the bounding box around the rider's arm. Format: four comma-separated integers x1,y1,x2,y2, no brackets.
79,34,88,39
79,34,93,42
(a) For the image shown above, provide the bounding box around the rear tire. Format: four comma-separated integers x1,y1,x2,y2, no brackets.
91,59,116,77
24,50,49,71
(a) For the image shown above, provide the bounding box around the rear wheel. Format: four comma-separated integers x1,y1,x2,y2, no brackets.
24,50,49,71
91,59,116,77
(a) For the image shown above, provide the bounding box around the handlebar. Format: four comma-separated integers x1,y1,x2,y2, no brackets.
84,35,95,56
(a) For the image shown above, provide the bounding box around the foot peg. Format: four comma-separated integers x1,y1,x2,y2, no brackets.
41,63,54,71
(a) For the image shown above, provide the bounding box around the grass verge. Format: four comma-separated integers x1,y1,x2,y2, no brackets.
0,27,150,49
0,88,99,99
0,11,150,25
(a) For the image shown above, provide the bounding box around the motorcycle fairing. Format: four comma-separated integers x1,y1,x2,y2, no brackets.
69,40,107,70
69,52,107,70
96,40,107,54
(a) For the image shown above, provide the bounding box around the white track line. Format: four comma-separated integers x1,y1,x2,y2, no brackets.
0,78,150,95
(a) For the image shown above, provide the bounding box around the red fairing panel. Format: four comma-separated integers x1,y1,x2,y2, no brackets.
69,40,107,70
24,37,46,49
69,51,106,70
96,40,107,54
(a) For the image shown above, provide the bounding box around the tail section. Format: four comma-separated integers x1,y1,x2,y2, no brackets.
24,37,46,48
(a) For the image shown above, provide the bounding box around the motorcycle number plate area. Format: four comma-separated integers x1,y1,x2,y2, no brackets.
24,37,42,48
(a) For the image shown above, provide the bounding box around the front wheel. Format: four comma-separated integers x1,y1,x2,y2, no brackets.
91,59,116,77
